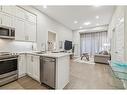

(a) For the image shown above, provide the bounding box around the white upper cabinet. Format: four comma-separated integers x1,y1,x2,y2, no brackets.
25,11,36,23
25,21,36,42
15,7,25,19
0,12,14,27
15,18,25,41
1,6,16,16
0,6,37,42
0,6,2,11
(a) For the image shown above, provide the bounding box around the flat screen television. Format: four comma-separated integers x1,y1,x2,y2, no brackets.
64,40,72,50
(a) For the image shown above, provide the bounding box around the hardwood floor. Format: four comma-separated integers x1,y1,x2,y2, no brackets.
0,59,124,89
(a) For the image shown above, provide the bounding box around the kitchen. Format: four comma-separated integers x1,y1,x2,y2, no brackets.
0,6,72,89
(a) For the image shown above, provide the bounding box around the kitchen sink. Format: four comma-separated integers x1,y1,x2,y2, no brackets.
33,51,45,54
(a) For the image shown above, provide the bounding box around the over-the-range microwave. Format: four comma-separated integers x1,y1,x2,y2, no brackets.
0,25,15,39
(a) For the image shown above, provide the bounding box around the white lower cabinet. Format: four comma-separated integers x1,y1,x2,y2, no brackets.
26,54,40,82
26,54,33,77
18,54,40,82
18,54,26,78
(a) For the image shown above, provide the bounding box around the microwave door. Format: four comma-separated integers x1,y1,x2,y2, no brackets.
0,28,10,36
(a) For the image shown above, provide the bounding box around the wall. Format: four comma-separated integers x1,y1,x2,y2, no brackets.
21,6,73,51
108,6,127,89
125,7,127,62
73,25,108,57
108,6,124,61
0,39,33,52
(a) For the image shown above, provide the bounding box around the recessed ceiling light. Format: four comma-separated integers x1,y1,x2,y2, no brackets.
94,5,101,7
84,22,91,25
96,16,99,19
43,5,47,8
74,21,78,24
80,27,83,29
96,23,99,26
120,18,124,22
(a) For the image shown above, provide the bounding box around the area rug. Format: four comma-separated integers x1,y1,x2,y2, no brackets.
74,57,95,64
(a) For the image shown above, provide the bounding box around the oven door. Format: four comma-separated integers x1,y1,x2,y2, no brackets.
0,58,17,76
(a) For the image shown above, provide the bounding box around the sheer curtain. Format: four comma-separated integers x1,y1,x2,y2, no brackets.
80,31,107,57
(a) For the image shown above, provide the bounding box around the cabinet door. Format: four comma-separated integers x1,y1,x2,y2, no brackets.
1,13,13,27
18,54,26,78
26,54,33,77
15,18,25,41
15,6,25,19
33,56,40,81
25,21,36,42
25,11,36,23
0,6,2,11
1,6,16,16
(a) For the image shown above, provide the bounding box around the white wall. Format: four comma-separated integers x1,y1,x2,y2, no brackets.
108,6,124,61
108,6,124,40
124,7,127,62
108,6,127,89
73,25,108,56
0,39,33,52
21,6,73,51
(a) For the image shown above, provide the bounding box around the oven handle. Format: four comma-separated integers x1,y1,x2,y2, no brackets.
0,58,17,62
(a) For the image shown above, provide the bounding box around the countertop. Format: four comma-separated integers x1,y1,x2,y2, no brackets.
17,51,71,58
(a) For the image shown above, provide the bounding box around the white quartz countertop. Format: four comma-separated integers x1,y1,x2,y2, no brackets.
37,52,70,58
17,51,71,58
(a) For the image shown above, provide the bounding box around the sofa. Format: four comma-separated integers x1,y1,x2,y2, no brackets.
94,51,111,64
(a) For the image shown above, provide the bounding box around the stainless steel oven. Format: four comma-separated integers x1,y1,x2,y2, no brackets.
0,54,18,86
0,26,15,39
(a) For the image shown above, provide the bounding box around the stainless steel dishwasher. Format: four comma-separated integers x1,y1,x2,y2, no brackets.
40,56,56,88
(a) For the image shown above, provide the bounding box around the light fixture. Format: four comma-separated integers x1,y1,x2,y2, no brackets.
74,21,78,24
43,5,47,8
120,18,124,22
84,22,91,25
80,26,82,29
94,5,101,7
96,23,99,26
96,16,99,19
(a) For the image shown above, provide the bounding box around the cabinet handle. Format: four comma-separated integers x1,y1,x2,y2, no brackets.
25,36,26,40
1,6,2,11
27,36,29,40
1,18,2,24
31,56,33,62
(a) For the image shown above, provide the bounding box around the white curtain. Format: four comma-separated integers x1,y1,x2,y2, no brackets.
80,31,108,57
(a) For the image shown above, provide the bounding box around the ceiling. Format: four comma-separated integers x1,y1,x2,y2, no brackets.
34,6,115,30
